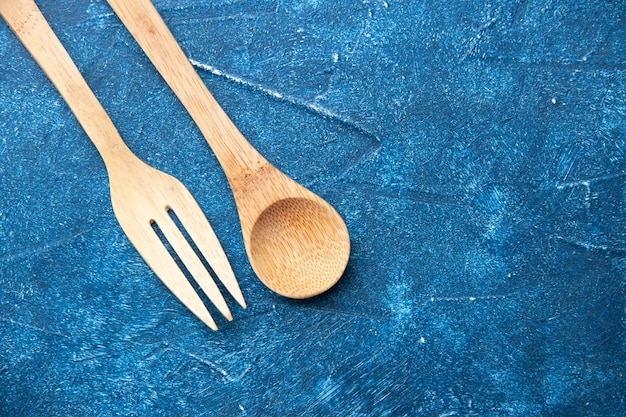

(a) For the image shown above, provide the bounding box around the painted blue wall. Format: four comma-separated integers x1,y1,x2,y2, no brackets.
1,0,624,415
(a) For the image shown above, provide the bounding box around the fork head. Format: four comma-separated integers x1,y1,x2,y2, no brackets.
107,158,245,330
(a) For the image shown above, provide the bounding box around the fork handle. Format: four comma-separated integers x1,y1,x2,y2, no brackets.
0,0,133,166
106,0,266,180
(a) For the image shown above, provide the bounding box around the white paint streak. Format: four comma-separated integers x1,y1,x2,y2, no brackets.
555,172,625,188
554,235,626,253
0,229,91,263
189,59,345,121
430,294,508,302
171,349,251,382
0,316,70,338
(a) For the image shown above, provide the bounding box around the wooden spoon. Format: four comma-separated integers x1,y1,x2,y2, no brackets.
107,0,351,299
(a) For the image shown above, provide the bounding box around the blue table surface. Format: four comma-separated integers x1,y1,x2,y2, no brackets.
1,0,625,415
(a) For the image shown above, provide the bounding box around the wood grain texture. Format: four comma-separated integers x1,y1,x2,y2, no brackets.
0,0,245,330
106,0,351,299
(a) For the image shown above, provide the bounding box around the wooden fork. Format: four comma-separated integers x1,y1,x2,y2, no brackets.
0,0,245,330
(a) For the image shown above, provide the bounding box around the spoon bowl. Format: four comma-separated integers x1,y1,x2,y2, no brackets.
248,196,350,298
229,161,350,298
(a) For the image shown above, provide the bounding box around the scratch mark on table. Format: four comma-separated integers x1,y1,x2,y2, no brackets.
554,171,625,216
429,294,511,303
335,184,470,208
298,346,388,417
169,348,251,382
0,316,70,338
555,171,626,189
460,12,499,63
189,59,381,146
72,351,109,363
0,228,92,264
235,307,277,323
553,235,626,254
300,305,391,321
320,316,354,345
298,377,343,417
346,7,372,56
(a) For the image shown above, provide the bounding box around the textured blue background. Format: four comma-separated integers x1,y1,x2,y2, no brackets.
1,0,625,415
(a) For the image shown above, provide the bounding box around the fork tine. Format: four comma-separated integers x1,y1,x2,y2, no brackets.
155,211,233,321
169,191,247,310
122,220,219,330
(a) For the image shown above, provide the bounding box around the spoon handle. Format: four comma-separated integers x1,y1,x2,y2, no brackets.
0,0,133,166
106,0,264,179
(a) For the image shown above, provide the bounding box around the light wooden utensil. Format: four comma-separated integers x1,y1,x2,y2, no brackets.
107,0,351,299
1,0,245,330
